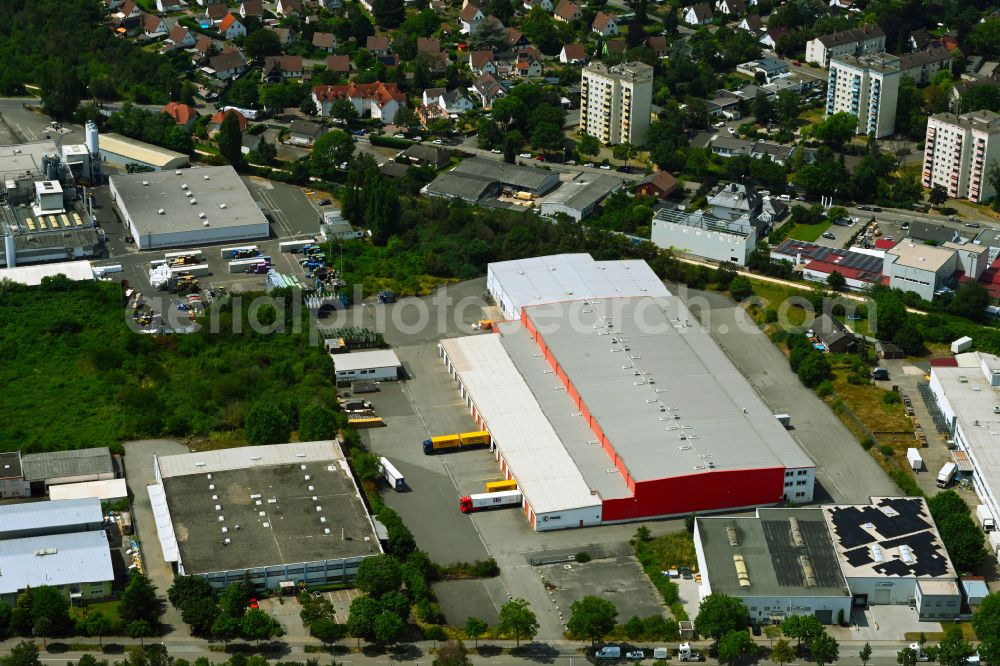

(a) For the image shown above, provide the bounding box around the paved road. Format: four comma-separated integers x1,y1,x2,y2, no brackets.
674,286,900,503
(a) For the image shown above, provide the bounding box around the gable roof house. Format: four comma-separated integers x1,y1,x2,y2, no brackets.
205,3,229,23
262,55,304,82
268,26,296,46
326,54,351,74
715,0,745,15
156,0,187,12
759,27,787,49
166,25,196,49
523,0,554,11
460,4,485,34
143,13,168,36
313,32,337,52
683,2,713,25
738,14,764,33
602,38,626,55
162,102,201,129
240,0,264,16
560,43,587,64
208,51,248,80
515,49,544,78
276,0,302,15
471,73,507,109
635,171,678,199
117,0,142,18
554,0,582,22
469,50,497,76
312,82,406,124
366,35,391,56
507,28,532,51
592,11,619,36
417,37,441,53
218,14,247,40
288,119,328,147
646,35,668,57
209,109,248,135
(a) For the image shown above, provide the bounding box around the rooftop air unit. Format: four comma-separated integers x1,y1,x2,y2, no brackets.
733,554,750,588
789,517,805,548
727,524,740,547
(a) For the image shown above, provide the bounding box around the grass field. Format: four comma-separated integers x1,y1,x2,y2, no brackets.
787,220,832,242
70,600,122,623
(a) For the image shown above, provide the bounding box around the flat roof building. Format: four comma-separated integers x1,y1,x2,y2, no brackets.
99,133,190,171
150,440,381,589
538,173,623,221
21,447,115,489
0,260,95,286
438,255,815,530
0,531,115,605
421,158,560,203
923,110,1000,204
49,479,129,502
0,498,104,540
884,241,959,301
333,349,402,383
109,166,269,250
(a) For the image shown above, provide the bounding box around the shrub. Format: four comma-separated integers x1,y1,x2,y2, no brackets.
846,372,868,385
882,391,901,405
861,436,876,450
879,444,894,457
816,380,834,397
575,552,591,563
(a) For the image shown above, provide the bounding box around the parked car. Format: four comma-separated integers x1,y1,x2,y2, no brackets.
519,152,532,158
393,133,405,138
584,162,595,167
966,222,981,228
857,204,871,211
600,164,612,170
871,206,882,212
728,127,736,135
491,148,501,154
822,231,836,240
900,222,910,230
432,138,444,145
317,199,331,206
714,121,725,128
626,651,646,661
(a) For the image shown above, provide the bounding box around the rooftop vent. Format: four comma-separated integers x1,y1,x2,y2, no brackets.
34,548,58,556
199,213,206,219
727,524,740,546
157,209,165,215
733,554,750,588
181,184,188,190
203,175,210,180
142,180,149,186
190,199,197,205
219,203,227,209
789,517,805,548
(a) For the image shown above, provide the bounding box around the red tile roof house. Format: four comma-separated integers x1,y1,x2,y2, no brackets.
326,54,351,74
635,171,678,199
162,102,201,129
554,0,581,22
559,43,587,64
209,109,248,136
218,14,247,40
313,32,337,52
262,55,305,82
417,38,441,53
366,35,391,56
592,11,618,36
166,25,196,49
312,82,406,124
469,50,497,76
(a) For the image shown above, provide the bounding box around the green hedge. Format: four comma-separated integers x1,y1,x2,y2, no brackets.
369,134,414,149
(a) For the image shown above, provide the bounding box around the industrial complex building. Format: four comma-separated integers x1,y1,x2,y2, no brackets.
695,497,960,623
109,166,269,250
0,497,115,605
0,447,117,499
422,158,560,204
148,440,381,590
98,133,190,172
437,254,815,531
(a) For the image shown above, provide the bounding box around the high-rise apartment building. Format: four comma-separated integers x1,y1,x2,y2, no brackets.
922,110,1000,203
826,53,900,138
580,62,653,146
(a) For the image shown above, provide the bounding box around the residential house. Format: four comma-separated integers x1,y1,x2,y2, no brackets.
276,0,302,15
313,82,406,124
602,39,626,56
592,12,618,37
162,102,200,129
683,3,713,25
326,54,351,74
759,27,787,49
313,32,337,52
209,109,248,135
812,314,860,353
736,57,789,82
106,0,124,12
554,0,582,22
262,55,304,82
417,38,441,54
240,0,264,17
750,141,796,165
209,51,248,80
399,144,453,168
423,88,474,114
829,0,854,9
192,35,217,62
460,4,485,34
710,135,752,157
635,171,678,199
205,3,228,23
805,24,886,68
560,43,587,64
156,0,187,11
472,73,507,109
117,0,142,18
268,26,296,47
366,36,391,56
715,0,745,15
898,46,952,84
469,50,497,76
166,26,196,49
646,35,668,58
523,0,554,11
219,14,247,40
112,15,141,36
507,28,532,51
908,28,931,52
738,14,763,33
143,13,168,36
516,49,544,78
288,119,328,147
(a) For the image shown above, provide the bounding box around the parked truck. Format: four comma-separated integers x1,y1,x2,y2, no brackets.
906,448,923,471
937,462,958,488
485,479,517,493
677,644,705,662
977,505,996,532
378,457,405,490
952,336,974,354
423,430,491,455
459,489,522,513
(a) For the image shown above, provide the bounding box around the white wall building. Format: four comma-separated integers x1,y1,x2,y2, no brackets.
580,62,653,146
826,53,900,138
805,24,886,69
333,349,402,383
922,111,1000,203
651,208,758,265
883,241,959,301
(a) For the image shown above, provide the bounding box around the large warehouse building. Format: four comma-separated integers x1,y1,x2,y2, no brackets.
109,166,269,250
148,440,381,590
695,497,960,623
438,254,815,530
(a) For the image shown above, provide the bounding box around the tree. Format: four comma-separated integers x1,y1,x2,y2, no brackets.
82,611,112,646
435,640,471,666
797,353,832,388
218,580,254,618
578,134,600,158
763,624,782,647
310,618,347,645
299,97,318,117
311,129,355,179
826,271,846,290
752,91,773,126
120,573,162,627
180,595,219,637
41,63,83,121
949,281,991,322
860,642,873,666
30,586,71,636
348,596,380,645
567,596,618,645
167,576,215,610
772,639,795,666
217,111,244,168
227,77,260,110
929,184,948,207
244,402,290,445
717,630,759,665
211,614,241,645
776,90,799,128
974,594,1000,665
936,627,974,666
33,617,52,647
298,403,338,441
373,611,405,645
695,594,748,641
497,598,538,648
898,646,918,666
126,620,154,644
813,112,857,150
987,161,1000,211
5,641,41,666
970,19,1000,58
373,0,405,28
355,555,402,598
242,608,277,645
244,29,282,59
330,98,359,125
612,142,638,169
809,632,839,666
464,617,488,648
781,614,823,650
729,276,753,301
892,323,924,356
0,601,10,639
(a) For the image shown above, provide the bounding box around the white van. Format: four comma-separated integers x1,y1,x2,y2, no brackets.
596,646,622,660
653,648,669,660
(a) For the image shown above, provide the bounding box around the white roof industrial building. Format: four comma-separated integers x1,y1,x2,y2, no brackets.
0,531,115,603
109,166,269,250
332,349,402,383
49,478,128,501
0,260,94,286
0,497,103,540
439,254,815,531
99,133,190,171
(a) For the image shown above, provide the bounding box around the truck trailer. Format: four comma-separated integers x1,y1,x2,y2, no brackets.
977,505,996,532
952,336,973,354
937,462,958,488
485,479,517,493
423,430,491,455
906,448,923,471
459,489,522,513
378,457,405,490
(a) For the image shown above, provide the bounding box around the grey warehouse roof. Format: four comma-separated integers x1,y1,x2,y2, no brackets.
452,158,560,194
0,530,114,596
110,166,268,236
698,507,849,598
514,296,813,481
0,498,103,539
0,451,22,479
0,140,60,181
539,173,622,212
21,447,114,482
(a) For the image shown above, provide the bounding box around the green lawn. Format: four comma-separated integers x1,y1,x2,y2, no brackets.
788,220,831,242
71,600,121,623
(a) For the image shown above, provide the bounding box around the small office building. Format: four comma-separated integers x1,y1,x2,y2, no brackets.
333,349,402,383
